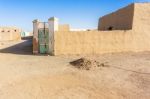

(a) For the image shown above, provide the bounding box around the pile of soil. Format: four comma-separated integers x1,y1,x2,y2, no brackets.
70,58,108,70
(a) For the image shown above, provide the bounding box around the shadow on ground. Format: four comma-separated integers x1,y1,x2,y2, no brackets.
0,38,33,55
21,36,33,40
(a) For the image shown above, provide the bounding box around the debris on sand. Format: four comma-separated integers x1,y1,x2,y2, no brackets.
70,58,109,70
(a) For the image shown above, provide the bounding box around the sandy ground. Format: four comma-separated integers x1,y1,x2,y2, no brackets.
0,39,150,99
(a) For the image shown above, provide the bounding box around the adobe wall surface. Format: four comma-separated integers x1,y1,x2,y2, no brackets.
58,24,70,31
98,4,134,30
133,3,150,31
54,28,150,55
129,3,150,52
54,30,137,55
0,27,21,41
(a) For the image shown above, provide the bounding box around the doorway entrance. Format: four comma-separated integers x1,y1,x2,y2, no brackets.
38,25,49,54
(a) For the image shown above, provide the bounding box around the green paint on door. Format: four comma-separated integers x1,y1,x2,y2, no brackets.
38,29,49,54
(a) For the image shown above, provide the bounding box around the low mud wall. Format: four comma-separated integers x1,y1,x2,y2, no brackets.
54,30,136,55
54,30,150,55
0,32,21,41
0,28,21,41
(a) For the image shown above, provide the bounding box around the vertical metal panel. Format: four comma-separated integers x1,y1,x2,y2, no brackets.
38,28,49,54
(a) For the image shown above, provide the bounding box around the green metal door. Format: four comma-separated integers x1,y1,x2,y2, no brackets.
38,29,49,54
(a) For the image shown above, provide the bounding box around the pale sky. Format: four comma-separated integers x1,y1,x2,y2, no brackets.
0,0,149,31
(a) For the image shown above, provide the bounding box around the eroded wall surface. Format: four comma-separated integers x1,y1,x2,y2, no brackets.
54,30,139,55
55,29,150,55
0,27,21,41
130,3,150,52
98,4,134,30
133,3,150,31
58,24,70,31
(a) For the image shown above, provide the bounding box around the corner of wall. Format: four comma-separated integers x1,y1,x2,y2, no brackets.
131,3,136,30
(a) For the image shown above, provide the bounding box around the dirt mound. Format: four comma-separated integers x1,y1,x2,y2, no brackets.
70,58,108,70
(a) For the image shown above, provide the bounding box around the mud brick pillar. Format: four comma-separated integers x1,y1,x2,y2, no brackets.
33,19,39,54
48,17,59,55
